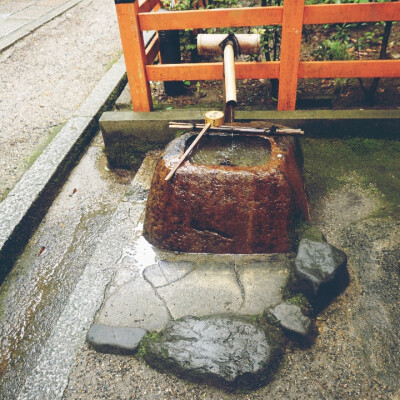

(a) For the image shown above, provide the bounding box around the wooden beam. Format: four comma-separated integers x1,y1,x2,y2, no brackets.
138,7,283,31
146,62,280,81
303,2,400,25
145,34,159,65
299,60,400,79
115,3,153,111
139,0,160,13
147,60,400,81
278,0,304,111
138,2,400,31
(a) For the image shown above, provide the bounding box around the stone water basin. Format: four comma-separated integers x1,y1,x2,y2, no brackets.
144,126,309,254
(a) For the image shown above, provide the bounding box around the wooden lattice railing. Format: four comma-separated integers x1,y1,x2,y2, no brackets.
114,0,400,111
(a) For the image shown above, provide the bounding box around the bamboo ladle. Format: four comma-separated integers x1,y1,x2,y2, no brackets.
165,110,224,182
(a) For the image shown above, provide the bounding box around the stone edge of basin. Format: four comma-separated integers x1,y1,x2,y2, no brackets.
0,57,128,284
100,109,400,168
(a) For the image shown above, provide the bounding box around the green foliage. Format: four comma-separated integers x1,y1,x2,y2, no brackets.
313,39,352,61
312,23,354,61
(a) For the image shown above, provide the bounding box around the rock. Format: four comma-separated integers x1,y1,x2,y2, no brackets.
86,324,147,355
291,239,349,309
270,303,311,338
143,132,309,254
144,316,282,390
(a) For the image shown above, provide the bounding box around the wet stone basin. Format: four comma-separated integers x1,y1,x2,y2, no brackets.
144,128,309,254
188,134,271,167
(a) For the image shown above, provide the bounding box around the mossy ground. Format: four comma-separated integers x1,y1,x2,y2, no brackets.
301,137,400,218
23,123,66,171
104,139,164,171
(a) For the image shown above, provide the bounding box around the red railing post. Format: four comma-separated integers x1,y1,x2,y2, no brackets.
278,0,305,111
115,0,153,111
115,1,400,112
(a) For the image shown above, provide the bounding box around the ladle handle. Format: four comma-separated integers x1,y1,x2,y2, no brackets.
165,122,211,182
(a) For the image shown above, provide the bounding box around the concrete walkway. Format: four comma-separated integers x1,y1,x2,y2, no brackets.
0,0,82,51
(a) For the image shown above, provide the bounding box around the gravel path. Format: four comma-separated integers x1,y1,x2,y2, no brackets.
0,0,122,200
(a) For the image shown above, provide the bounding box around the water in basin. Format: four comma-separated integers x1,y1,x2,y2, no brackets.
188,134,271,167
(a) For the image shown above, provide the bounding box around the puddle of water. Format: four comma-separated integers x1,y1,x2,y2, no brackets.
188,135,271,167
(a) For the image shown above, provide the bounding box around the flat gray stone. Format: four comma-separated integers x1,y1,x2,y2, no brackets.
97,276,171,331
291,239,348,308
143,260,195,288
270,303,311,337
144,316,281,390
156,263,242,319
115,83,132,109
236,257,289,315
11,5,49,20
87,324,147,355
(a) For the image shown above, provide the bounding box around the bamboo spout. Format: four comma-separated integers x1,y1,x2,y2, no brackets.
224,43,237,108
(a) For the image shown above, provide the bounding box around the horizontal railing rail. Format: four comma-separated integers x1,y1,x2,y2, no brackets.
114,0,400,111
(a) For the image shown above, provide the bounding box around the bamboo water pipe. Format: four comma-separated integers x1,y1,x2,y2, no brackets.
197,34,260,119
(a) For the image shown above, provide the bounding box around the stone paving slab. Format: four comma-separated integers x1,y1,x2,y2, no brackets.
97,275,172,331
143,261,196,288
0,19,28,37
95,227,292,330
157,263,243,319
0,2,34,15
94,189,292,331
0,0,82,51
237,258,290,315
10,5,50,20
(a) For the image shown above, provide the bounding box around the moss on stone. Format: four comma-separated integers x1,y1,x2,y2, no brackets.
136,331,161,359
24,123,66,170
296,222,326,243
285,294,313,317
302,137,400,218
104,138,164,171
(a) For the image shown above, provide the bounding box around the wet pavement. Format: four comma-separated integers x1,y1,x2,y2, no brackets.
97,249,290,331
0,134,132,399
0,131,399,399
0,130,291,398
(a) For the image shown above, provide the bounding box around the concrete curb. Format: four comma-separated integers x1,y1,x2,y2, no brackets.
100,108,400,168
0,0,83,52
0,56,127,283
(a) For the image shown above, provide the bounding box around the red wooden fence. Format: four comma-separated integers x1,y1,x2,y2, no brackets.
114,0,400,112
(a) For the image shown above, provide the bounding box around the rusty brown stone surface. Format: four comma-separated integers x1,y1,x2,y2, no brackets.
143,129,309,254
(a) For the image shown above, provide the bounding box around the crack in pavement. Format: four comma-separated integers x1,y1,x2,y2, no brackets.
234,261,246,311
142,269,174,322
